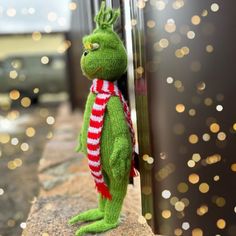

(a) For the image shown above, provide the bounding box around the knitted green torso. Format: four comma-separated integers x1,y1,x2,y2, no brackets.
80,92,132,178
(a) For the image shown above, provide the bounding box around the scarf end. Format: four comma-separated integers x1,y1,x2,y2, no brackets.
130,160,139,177
96,183,112,200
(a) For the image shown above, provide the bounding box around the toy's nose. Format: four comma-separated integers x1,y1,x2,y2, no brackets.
83,50,89,56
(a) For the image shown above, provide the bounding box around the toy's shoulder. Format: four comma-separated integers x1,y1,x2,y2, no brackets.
107,95,122,106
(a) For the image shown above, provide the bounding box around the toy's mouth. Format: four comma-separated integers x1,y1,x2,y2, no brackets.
89,67,103,76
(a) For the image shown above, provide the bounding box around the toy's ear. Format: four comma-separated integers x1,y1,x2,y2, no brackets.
94,1,120,30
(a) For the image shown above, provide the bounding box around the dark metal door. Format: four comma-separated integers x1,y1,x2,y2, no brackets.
126,0,236,235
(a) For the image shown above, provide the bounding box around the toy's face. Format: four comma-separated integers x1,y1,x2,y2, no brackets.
81,29,127,81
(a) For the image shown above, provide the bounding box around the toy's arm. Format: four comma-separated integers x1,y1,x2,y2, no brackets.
75,92,94,154
107,96,132,179
75,133,83,152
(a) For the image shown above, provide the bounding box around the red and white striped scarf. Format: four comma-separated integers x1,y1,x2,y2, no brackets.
87,78,137,200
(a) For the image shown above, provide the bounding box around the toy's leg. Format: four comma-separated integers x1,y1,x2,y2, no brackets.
69,171,109,225
68,195,106,224
75,179,128,236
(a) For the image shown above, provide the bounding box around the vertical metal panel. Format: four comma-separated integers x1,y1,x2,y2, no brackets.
127,0,236,235
124,0,155,229
67,0,94,109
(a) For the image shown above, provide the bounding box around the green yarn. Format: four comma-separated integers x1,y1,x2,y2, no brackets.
69,1,132,235
94,1,120,30
75,219,118,236
80,1,127,81
69,208,104,223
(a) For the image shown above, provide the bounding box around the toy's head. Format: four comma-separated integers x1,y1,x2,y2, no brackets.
80,1,127,81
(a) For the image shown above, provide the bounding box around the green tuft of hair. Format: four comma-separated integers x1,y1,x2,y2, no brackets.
94,1,120,30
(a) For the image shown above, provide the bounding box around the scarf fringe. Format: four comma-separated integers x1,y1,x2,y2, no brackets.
96,183,112,200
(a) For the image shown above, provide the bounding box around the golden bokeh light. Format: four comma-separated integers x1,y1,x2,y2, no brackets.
174,80,182,88
155,0,166,11
33,88,40,94
172,0,184,10
211,3,220,12
9,70,18,79
206,154,221,165
197,82,206,91
144,213,152,220
215,197,226,207
21,97,31,108
189,109,196,116
46,116,55,125
136,66,144,75
217,132,226,141
137,0,146,9
142,154,149,161
175,201,185,212
21,143,29,152
175,49,184,58
201,9,208,17
192,228,203,236
176,104,185,113
197,205,208,216
202,133,210,142
204,97,213,106
68,2,77,11
26,127,36,137
187,30,195,39
9,90,20,100
162,210,171,219
206,45,214,53
41,56,49,65
0,134,11,144
191,15,201,25
188,173,200,184
192,153,201,162
210,123,220,133
188,134,199,144
231,163,236,172
32,31,42,41
199,183,210,193
165,19,176,33
162,190,171,199
233,123,236,131
147,20,156,28
177,182,188,193
187,160,196,168
7,8,16,17
159,38,169,48
174,228,183,236
166,77,174,84
213,175,220,181
170,196,179,205
216,219,226,229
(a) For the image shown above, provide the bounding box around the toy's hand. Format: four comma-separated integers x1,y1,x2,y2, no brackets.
110,137,131,179
75,133,84,153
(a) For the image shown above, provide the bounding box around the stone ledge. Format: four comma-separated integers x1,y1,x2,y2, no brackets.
22,103,154,236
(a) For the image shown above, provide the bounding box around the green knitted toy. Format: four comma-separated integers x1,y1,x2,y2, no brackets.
68,2,137,235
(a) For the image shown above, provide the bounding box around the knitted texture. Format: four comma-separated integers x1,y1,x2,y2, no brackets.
80,2,127,81
69,2,135,235
87,79,136,200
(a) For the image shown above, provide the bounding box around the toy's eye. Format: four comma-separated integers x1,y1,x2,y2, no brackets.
83,50,89,56
91,43,100,50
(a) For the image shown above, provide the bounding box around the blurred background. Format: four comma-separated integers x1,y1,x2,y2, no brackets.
0,1,71,235
1,0,236,236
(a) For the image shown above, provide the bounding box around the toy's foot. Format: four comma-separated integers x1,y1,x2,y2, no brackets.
68,209,104,224
75,219,118,236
